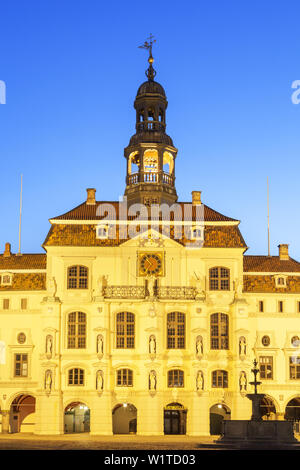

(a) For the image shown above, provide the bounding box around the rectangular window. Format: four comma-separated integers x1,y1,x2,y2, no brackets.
259,301,264,312
14,354,28,377
290,357,300,380
116,369,133,387
3,299,9,310
168,370,184,388
167,312,185,349
68,368,84,385
259,356,273,379
298,301,300,314
212,370,228,388
278,301,284,313
21,298,27,310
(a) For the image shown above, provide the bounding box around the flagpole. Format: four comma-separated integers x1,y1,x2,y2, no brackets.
18,174,23,255
267,176,270,256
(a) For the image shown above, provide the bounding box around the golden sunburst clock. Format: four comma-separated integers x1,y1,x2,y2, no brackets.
138,252,164,276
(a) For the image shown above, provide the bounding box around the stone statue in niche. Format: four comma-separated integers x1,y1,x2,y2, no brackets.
47,277,57,298
46,335,53,358
239,336,247,356
149,335,156,355
234,277,243,298
97,334,104,357
196,336,203,356
96,370,104,392
97,275,108,296
194,272,205,298
239,371,247,391
196,370,204,391
146,276,156,299
45,369,52,393
149,370,157,391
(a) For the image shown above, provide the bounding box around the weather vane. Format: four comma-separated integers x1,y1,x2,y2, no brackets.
138,34,157,81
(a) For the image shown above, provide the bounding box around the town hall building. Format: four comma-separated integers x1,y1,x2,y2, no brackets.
0,43,300,436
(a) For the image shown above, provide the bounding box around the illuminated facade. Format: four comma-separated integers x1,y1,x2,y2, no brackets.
1,47,300,436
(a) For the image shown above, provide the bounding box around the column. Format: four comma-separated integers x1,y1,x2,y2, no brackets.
90,392,113,435
231,392,252,421
35,392,63,435
136,392,164,436
187,392,210,436
1,411,10,434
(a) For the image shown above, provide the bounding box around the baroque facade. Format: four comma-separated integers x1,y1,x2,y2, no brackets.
0,50,300,436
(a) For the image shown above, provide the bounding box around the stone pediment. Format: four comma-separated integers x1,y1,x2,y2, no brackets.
121,228,184,249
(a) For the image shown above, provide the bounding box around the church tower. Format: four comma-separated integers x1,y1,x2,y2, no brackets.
124,36,178,206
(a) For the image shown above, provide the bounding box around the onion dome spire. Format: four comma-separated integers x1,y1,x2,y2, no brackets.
138,33,157,81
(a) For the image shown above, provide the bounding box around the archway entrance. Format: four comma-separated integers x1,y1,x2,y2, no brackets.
210,404,231,435
112,403,137,434
10,394,36,433
285,398,300,431
64,402,90,433
260,396,276,420
164,403,187,435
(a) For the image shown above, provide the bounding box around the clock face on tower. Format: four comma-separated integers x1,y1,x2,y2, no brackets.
138,252,164,276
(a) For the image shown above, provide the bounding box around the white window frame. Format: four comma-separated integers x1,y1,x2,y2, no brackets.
191,225,204,240
96,224,109,239
274,275,287,288
0,272,13,286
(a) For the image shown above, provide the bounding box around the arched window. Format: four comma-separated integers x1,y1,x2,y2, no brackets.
116,368,133,387
67,265,88,289
210,313,229,350
68,368,84,385
209,267,230,291
147,108,155,121
143,149,158,173
168,369,184,388
167,312,185,349
67,312,86,349
212,370,228,388
163,151,174,174
116,312,135,349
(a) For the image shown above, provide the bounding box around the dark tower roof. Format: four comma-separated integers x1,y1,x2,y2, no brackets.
127,43,174,148
136,80,166,98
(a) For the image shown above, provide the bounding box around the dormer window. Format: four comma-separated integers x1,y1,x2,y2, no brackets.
0,273,13,286
275,275,287,288
191,226,203,240
96,225,108,239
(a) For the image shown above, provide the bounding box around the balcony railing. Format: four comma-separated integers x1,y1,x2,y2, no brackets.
157,286,196,300
103,285,196,300
127,172,174,186
103,286,146,299
136,121,166,132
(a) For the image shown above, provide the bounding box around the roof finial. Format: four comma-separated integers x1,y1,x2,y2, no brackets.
138,34,157,81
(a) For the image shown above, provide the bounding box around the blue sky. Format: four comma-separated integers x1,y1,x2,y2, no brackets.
0,0,299,259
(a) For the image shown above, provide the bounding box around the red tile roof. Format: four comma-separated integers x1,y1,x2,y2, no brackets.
51,201,238,223
0,254,47,270
244,255,300,273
